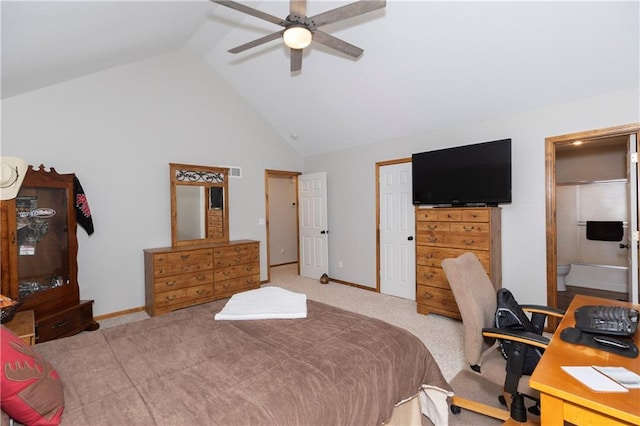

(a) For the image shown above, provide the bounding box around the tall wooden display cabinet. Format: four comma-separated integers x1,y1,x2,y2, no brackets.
0,165,98,343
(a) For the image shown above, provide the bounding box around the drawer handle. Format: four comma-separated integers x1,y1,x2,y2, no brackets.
51,320,70,330
196,275,206,281
424,273,435,279
427,237,438,243
427,225,438,230
463,226,475,231
423,292,433,299
159,269,166,274
181,254,191,260
166,281,176,287
196,289,206,295
462,240,476,245
165,295,177,301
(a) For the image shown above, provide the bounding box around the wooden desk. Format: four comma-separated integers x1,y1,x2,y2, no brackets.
4,310,35,346
530,295,640,425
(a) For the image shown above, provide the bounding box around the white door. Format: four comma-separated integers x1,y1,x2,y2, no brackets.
299,172,328,279
379,162,416,300
627,134,639,303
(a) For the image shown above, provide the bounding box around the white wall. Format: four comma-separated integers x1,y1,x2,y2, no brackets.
303,89,640,306
1,51,302,316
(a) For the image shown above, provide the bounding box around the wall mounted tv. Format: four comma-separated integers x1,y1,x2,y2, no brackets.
412,138,512,206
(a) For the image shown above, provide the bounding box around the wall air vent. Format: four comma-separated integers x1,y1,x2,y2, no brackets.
224,166,242,178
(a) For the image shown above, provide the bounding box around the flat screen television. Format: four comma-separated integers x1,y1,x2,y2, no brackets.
412,139,512,206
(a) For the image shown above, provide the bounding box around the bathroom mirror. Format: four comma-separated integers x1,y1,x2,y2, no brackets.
170,163,229,247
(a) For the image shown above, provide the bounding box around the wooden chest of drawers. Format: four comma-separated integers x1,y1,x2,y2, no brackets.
144,240,260,316
415,207,501,320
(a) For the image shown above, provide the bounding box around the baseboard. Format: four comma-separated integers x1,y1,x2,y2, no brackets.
329,278,377,292
94,306,146,321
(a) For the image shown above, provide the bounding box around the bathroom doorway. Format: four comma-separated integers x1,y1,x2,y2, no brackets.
546,124,639,312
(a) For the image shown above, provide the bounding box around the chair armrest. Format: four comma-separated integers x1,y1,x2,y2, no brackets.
482,327,550,350
521,304,565,318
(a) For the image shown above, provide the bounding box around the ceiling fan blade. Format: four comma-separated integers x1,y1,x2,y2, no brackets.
290,0,306,18
291,49,303,72
211,0,287,27
228,31,284,54
312,30,363,58
309,0,386,27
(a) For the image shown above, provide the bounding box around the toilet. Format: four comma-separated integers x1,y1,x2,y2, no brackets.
557,263,571,292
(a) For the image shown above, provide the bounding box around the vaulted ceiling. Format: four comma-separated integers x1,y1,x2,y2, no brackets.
2,1,638,157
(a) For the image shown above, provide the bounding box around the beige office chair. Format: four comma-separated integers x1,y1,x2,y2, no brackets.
441,252,564,424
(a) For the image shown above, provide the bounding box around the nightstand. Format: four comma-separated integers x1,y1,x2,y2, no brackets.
4,310,35,345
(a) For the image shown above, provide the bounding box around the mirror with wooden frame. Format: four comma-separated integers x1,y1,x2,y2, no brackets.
170,163,229,247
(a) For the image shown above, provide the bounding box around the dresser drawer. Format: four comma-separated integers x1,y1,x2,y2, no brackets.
416,266,448,288
416,285,458,312
154,271,213,292
447,234,490,250
36,301,94,343
449,222,490,234
154,288,187,307
238,262,259,277
416,221,451,233
153,249,214,277
417,245,491,269
415,231,451,247
415,209,440,222
462,209,489,222
214,266,238,282
415,209,463,222
214,243,259,267
186,283,214,299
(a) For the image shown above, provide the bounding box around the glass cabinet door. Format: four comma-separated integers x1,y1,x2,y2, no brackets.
16,186,71,298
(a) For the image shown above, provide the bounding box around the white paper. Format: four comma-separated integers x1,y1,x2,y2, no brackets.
562,366,629,392
592,366,640,389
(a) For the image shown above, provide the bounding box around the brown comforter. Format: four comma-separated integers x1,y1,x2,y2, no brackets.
32,299,451,425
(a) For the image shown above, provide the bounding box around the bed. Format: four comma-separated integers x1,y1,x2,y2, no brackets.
1,297,452,425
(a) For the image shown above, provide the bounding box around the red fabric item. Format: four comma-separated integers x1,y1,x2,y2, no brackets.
1,326,64,425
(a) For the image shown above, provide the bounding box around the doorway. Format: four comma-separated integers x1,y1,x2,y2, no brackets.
546,124,640,311
265,170,300,283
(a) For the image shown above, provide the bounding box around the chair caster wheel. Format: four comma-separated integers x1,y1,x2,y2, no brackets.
450,405,461,414
498,395,507,406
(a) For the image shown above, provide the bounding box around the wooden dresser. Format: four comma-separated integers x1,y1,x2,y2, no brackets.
415,207,501,319
144,240,260,316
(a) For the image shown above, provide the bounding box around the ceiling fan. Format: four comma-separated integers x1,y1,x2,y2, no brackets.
211,0,386,72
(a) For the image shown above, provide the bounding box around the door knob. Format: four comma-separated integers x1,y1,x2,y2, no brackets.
407,236,414,241
619,243,630,249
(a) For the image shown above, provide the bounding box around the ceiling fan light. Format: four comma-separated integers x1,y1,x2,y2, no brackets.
283,26,312,49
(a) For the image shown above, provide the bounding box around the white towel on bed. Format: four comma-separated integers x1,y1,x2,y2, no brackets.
214,286,307,320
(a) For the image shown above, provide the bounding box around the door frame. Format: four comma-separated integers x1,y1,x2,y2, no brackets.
376,157,412,293
264,169,301,283
545,123,640,313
